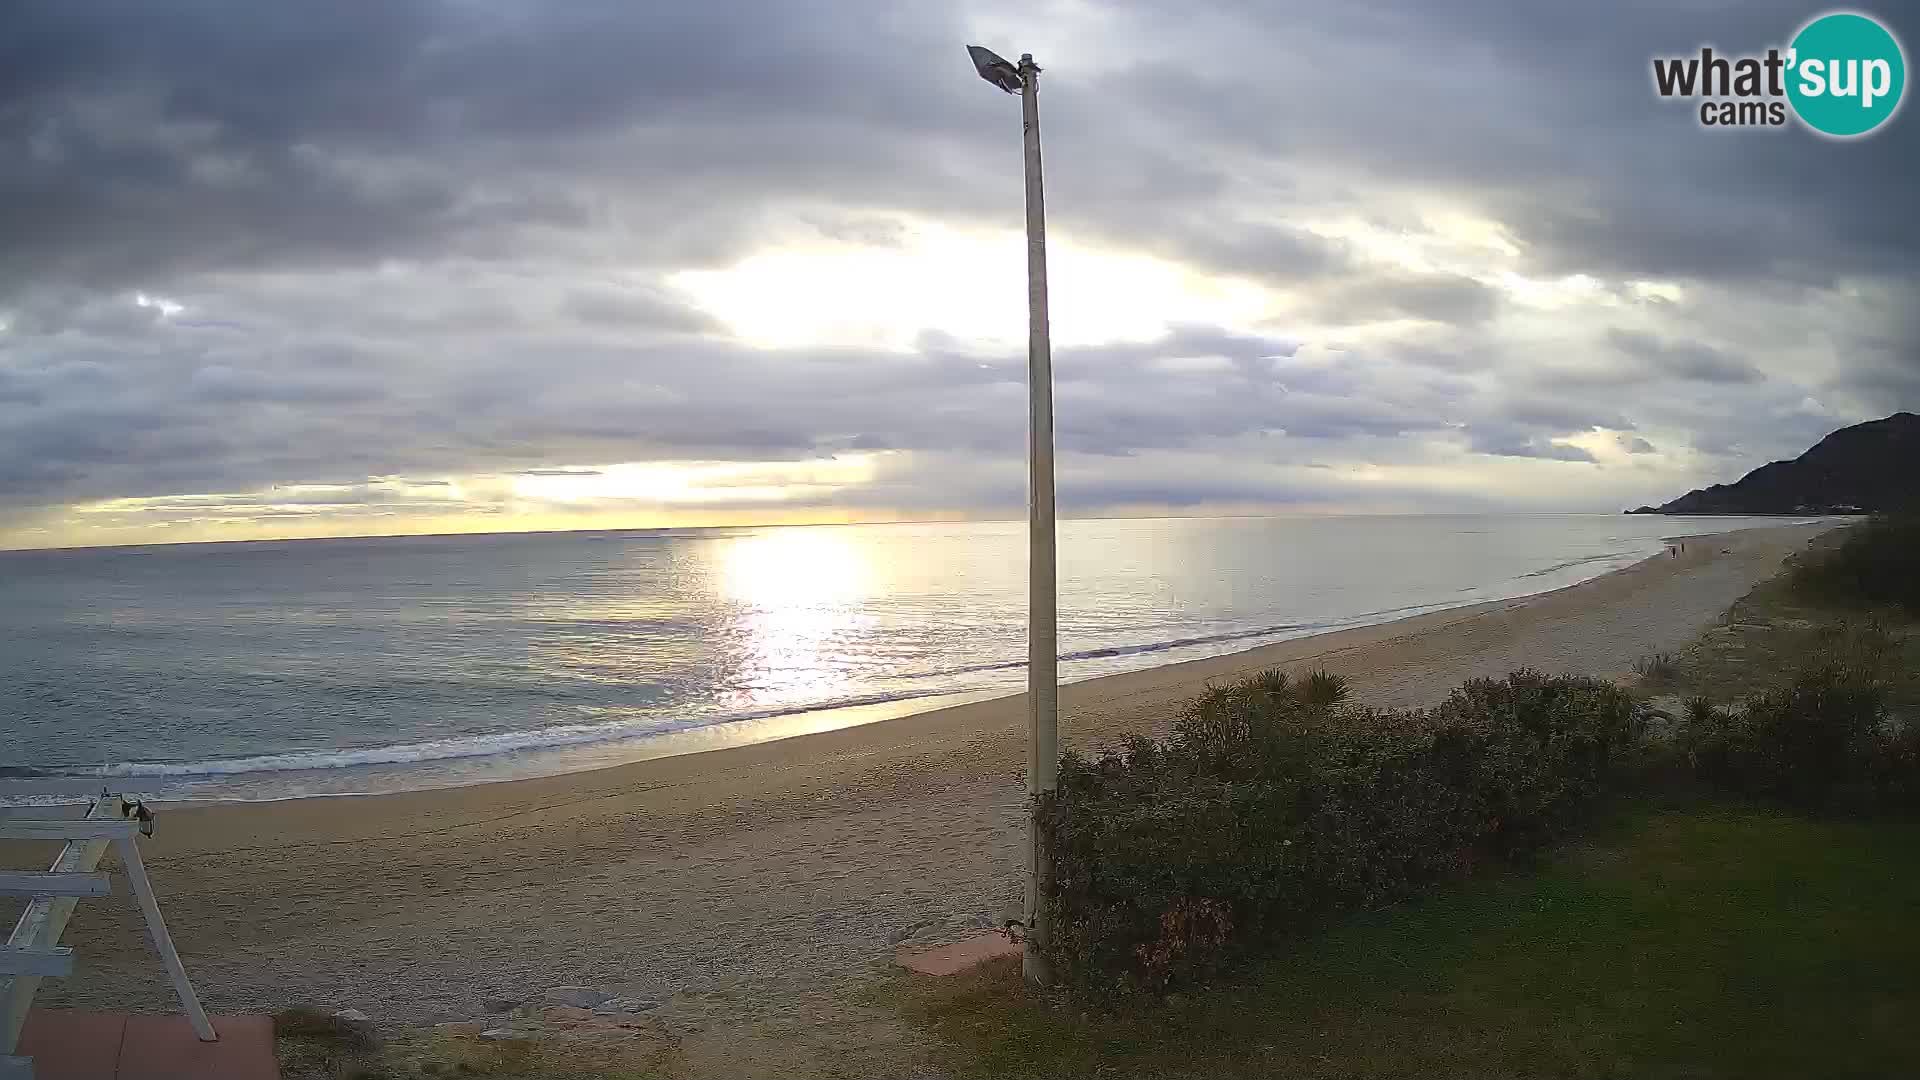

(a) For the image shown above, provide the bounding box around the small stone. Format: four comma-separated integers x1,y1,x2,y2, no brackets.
483,996,520,1014
332,1008,371,1023
543,986,613,1009
477,1028,527,1042
887,918,939,945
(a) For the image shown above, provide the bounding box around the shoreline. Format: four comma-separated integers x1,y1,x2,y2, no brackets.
0,508,1818,557
15,521,1833,1028
7,519,1816,807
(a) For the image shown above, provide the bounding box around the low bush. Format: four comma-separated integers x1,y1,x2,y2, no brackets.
1040,669,1646,992
1789,513,1920,616
1679,662,1916,814
1633,652,1680,685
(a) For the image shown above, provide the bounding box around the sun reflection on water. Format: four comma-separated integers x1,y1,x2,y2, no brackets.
715,528,876,709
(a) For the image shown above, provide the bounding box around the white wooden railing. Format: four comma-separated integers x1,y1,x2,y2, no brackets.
1,781,216,1079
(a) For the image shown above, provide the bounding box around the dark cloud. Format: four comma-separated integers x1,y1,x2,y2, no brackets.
562,286,722,333
1,0,1915,539
1116,217,1352,286
1500,394,1632,435
1607,328,1763,385
1318,272,1502,326
0,1,1000,295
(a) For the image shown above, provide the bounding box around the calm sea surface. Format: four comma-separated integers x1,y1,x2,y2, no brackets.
0,515,1788,802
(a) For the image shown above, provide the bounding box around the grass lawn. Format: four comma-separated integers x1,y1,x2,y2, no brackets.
904,797,1920,1079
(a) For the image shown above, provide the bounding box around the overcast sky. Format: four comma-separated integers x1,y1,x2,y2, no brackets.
1,1,1914,548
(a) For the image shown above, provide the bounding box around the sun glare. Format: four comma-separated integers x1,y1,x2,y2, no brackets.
712,526,876,708
671,221,1269,351
718,527,871,610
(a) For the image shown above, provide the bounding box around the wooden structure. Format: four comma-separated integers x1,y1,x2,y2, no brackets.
1,781,215,1079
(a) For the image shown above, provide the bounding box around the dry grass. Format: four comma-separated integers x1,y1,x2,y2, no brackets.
274,1009,684,1080
1667,534,1919,711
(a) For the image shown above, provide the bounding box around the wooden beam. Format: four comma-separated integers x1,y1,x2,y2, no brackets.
1,802,113,1054
0,873,110,899
115,839,217,1042
0,820,137,842
0,950,71,979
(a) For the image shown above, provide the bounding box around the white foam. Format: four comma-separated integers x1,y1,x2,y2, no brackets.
70,688,958,779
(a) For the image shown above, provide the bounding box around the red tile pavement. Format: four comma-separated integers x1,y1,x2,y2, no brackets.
16,1011,278,1080
895,931,1022,976
13,1011,124,1080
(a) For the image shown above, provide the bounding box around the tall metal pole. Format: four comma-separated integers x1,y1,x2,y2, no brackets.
1017,51,1058,988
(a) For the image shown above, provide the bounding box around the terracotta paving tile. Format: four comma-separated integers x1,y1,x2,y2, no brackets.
118,1015,277,1080
896,931,1022,976
12,1012,277,1080
15,1010,127,1080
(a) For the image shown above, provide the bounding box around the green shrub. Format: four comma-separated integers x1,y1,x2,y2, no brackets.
1680,663,1914,813
1041,669,1646,992
1741,665,1885,809
1867,720,1920,809
1676,695,1740,780
1789,514,1920,616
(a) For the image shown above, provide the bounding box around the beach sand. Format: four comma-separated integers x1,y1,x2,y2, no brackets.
15,523,1828,1036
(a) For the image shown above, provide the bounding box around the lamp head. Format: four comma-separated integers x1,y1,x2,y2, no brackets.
968,45,1025,93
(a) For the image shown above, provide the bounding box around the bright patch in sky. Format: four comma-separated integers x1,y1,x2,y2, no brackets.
1494,271,1606,309
509,454,882,505
1302,211,1519,275
672,222,1270,350
134,291,185,317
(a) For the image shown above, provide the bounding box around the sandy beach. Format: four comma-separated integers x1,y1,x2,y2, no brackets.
14,522,1829,1035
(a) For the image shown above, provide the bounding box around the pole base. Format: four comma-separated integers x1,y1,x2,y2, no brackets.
1021,943,1053,986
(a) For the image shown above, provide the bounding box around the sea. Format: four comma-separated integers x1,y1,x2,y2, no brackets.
0,515,1792,803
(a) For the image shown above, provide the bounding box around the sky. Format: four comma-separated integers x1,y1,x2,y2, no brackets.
1,1,1915,550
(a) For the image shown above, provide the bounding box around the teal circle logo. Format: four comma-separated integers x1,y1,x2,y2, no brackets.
1787,12,1906,137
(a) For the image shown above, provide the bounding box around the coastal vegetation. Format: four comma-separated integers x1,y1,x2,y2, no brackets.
1038,670,1646,992
1658,516,1920,713
905,520,1919,1077
1630,650,1679,686
1785,512,1920,616
1669,514,1920,814
908,800,1920,1079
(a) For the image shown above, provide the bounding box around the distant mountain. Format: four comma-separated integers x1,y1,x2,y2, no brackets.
1628,412,1920,515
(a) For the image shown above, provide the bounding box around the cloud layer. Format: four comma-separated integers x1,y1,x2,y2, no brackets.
2,0,1914,546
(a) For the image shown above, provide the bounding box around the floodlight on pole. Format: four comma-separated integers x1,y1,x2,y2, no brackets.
967,43,1057,988
968,45,1025,94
